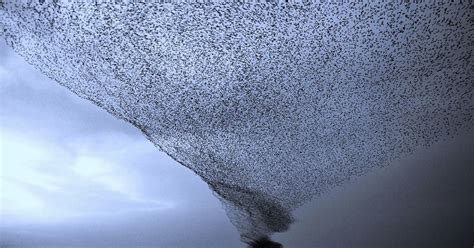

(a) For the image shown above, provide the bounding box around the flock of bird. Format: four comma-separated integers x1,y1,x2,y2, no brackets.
1,0,472,245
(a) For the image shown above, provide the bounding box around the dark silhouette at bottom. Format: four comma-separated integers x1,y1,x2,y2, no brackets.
247,237,283,248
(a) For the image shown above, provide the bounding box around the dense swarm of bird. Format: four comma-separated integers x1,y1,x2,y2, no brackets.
1,0,472,244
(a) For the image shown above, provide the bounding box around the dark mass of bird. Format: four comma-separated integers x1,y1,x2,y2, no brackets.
1,0,472,245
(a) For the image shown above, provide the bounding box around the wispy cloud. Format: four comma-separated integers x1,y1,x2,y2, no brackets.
0,127,171,223
0,40,172,224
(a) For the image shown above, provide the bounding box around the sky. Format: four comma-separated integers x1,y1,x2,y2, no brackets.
0,38,473,248
0,39,241,248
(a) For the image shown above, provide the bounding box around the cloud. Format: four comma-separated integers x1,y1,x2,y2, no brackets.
0,127,171,223
0,40,171,223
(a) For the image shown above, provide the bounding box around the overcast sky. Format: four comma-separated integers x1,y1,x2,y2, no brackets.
1,39,473,248
0,39,242,248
